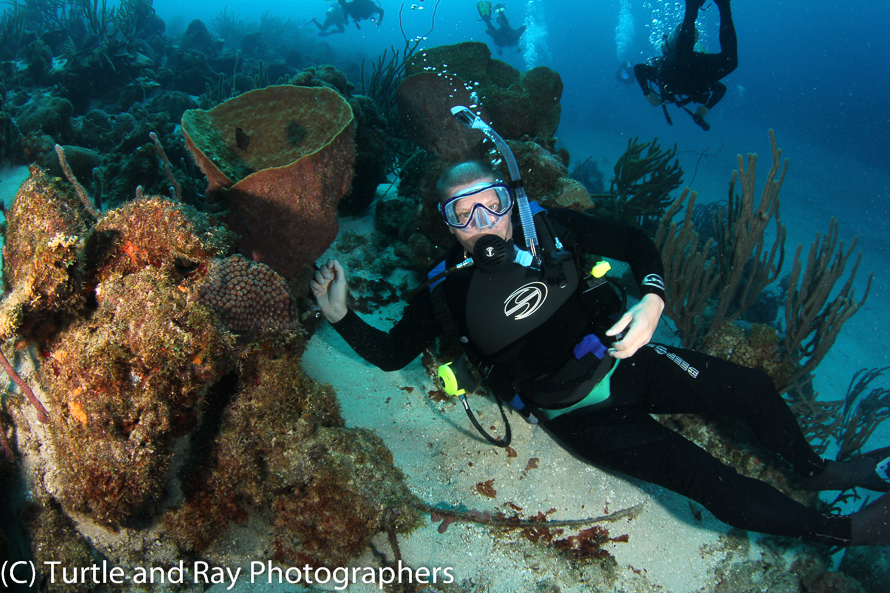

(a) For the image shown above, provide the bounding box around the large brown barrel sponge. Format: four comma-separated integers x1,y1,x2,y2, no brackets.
181,85,355,282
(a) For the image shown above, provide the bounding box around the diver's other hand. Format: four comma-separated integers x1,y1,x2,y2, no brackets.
646,92,662,107
605,293,664,359
310,259,348,323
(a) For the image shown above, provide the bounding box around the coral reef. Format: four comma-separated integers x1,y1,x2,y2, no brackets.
701,322,793,389
30,194,237,527
342,93,389,215
396,69,492,161
0,164,423,579
42,263,235,527
181,85,355,283
841,547,890,593
505,139,592,211
163,336,421,567
0,167,89,341
392,43,591,257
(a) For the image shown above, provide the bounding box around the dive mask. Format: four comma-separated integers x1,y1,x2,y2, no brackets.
439,182,514,230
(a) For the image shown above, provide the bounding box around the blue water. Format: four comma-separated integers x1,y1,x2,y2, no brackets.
151,0,889,170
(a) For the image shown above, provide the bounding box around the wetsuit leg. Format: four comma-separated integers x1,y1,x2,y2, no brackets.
705,80,727,109
634,63,658,95
715,0,738,75
617,344,825,477
546,405,851,545
543,344,852,545
693,0,738,80
676,0,701,60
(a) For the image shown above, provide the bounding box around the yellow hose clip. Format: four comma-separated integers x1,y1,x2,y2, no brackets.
437,362,464,396
591,260,611,278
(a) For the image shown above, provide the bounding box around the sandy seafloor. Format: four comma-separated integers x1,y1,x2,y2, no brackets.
2,121,889,592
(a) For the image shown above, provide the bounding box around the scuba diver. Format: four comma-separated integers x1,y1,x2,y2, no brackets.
634,0,738,130
337,0,384,30
310,1,347,37
311,105,890,548
477,1,526,56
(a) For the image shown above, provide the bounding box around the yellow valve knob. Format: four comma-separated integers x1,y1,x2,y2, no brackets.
591,260,611,278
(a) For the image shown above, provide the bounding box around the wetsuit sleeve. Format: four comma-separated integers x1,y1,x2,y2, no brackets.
548,208,666,301
705,80,728,109
330,289,443,372
633,63,658,96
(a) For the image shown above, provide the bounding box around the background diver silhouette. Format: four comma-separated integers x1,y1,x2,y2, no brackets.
337,0,384,30
310,2,347,37
477,1,526,56
634,0,738,130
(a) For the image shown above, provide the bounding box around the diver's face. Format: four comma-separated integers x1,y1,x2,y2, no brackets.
446,180,513,252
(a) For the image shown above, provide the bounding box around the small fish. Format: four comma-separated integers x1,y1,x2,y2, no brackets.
235,127,251,151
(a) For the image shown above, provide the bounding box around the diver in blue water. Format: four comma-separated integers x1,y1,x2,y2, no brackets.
310,2,348,37
477,1,526,55
634,0,738,130
337,0,384,30
312,108,890,547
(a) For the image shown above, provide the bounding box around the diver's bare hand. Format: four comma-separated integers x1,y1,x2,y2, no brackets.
310,259,348,323
605,293,664,359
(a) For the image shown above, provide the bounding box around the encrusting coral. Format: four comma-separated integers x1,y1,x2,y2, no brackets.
1,167,90,341
163,334,421,568
41,264,237,527
0,163,424,574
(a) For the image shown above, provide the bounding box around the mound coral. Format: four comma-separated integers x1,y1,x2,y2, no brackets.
396,70,492,161
194,254,297,335
35,194,238,527
89,196,236,280
181,85,355,283
701,322,792,387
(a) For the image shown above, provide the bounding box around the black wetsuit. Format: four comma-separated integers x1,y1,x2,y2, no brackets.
337,0,383,29
634,0,738,110
331,207,851,546
481,10,525,55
